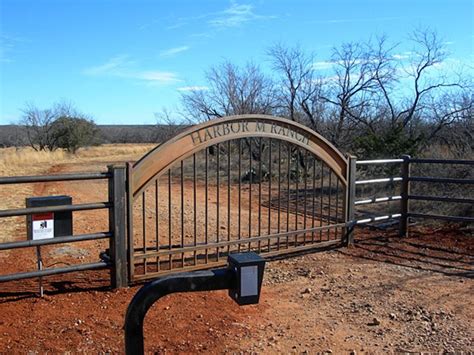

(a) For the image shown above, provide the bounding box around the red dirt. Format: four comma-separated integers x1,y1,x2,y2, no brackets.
0,161,473,353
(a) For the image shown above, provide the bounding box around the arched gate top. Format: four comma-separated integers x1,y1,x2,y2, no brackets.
131,115,348,198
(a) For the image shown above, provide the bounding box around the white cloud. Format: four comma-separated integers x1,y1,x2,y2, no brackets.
83,55,180,85
312,16,409,25
165,13,209,30
83,55,134,76
147,3,275,39
392,52,413,61
392,54,409,60
209,3,275,28
177,86,209,92
312,61,334,70
0,34,27,63
190,32,213,39
319,75,339,84
138,71,180,83
160,46,190,57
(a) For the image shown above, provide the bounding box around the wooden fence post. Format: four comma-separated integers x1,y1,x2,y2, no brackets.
108,164,128,288
346,155,357,246
399,155,411,237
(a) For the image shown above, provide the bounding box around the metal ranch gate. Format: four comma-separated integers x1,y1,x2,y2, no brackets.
1,114,472,288
127,115,350,282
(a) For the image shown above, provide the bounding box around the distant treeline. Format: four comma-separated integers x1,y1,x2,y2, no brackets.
0,124,188,148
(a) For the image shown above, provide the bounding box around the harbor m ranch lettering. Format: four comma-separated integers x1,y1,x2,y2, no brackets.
190,121,310,146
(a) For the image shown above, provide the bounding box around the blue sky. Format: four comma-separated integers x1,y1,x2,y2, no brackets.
1,0,473,125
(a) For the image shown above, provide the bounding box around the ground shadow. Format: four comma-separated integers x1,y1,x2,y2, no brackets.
0,270,111,303
340,227,473,279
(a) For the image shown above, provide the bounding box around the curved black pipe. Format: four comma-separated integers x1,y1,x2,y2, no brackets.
124,268,236,354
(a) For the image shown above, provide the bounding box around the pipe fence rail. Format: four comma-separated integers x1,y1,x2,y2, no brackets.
0,172,112,184
0,166,127,288
348,157,405,238
348,155,473,238
405,158,474,228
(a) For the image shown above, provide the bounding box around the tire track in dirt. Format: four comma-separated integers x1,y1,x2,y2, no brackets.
32,164,64,196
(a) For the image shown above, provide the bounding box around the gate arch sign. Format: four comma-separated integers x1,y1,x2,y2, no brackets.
128,114,349,282
131,115,347,198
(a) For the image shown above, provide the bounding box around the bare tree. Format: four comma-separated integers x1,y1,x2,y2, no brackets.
316,29,472,156
267,43,331,136
180,61,277,122
364,29,473,157
320,36,398,149
268,44,313,121
266,44,326,170
176,28,471,159
424,92,473,152
154,107,188,142
20,102,59,151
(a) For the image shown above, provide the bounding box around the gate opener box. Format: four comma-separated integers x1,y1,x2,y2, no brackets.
26,196,73,240
228,252,265,305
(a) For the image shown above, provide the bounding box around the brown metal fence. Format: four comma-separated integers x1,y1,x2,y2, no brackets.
129,138,348,282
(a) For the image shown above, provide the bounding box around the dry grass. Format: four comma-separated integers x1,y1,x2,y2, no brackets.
0,144,156,176
75,144,155,159
0,148,69,175
0,144,157,243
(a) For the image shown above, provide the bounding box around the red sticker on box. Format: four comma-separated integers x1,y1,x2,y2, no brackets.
32,212,54,221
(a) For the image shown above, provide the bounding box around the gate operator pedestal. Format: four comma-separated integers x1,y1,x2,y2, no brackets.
26,195,73,240
25,195,73,296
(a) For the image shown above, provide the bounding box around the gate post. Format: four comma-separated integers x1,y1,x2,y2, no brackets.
346,155,357,246
108,164,128,288
399,155,411,237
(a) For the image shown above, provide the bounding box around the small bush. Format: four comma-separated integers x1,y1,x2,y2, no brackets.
50,116,99,153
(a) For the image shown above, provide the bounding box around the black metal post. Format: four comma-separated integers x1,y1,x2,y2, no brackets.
108,164,128,288
399,155,411,237
346,156,357,246
124,268,235,354
36,246,44,297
